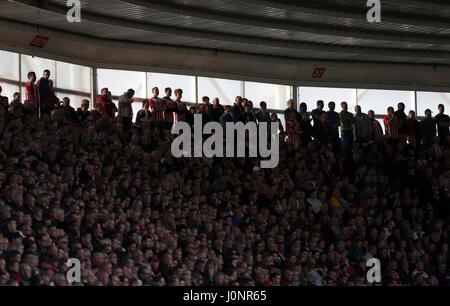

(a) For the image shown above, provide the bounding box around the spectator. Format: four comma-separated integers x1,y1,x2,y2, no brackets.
395,102,408,143
435,104,449,146
384,107,399,145
162,87,176,131
118,89,135,130
25,71,39,116
284,99,296,122
421,109,436,147
354,105,373,144
339,101,355,153
368,110,383,143
135,100,151,127
209,98,224,123
256,101,271,124
327,102,341,149
76,99,90,123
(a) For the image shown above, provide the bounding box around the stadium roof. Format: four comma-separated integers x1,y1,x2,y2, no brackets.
1,0,450,91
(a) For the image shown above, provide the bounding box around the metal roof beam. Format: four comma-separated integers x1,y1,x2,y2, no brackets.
9,0,450,61
120,0,450,45
244,0,450,28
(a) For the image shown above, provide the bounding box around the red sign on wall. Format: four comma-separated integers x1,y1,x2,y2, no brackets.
312,68,326,79
30,35,50,48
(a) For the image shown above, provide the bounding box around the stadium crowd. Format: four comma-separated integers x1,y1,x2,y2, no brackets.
0,69,449,286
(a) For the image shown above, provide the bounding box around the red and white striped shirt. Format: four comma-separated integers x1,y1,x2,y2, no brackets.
162,96,176,123
384,116,398,140
372,119,384,142
286,119,301,145
174,99,187,123
25,80,39,106
150,97,165,122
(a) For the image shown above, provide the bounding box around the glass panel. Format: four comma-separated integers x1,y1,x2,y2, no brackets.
0,81,20,102
198,77,241,106
56,61,91,93
416,91,450,117
0,50,20,80
98,69,146,98
21,54,56,84
147,72,195,102
357,89,414,115
244,82,292,110
299,86,356,113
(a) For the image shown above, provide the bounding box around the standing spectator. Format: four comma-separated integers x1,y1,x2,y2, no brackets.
405,110,421,144
368,110,384,144
37,70,54,116
118,89,135,130
284,99,296,122
220,105,233,137
76,99,90,123
163,87,177,131
299,111,313,145
421,109,436,147
233,96,243,119
327,102,341,149
150,87,165,137
384,107,399,145
202,96,213,117
256,101,271,124
395,102,408,143
210,98,224,123
96,88,115,118
135,100,151,127
62,97,76,122
435,104,449,146
354,105,373,144
0,86,7,107
25,72,39,116
339,101,355,153
285,111,301,146
173,89,187,123
312,100,326,142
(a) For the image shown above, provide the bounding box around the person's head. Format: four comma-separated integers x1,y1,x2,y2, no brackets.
341,101,348,111
287,99,294,109
43,70,50,79
368,110,375,119
317,100,324,110
174,88,183,100
355,105,361,115
202,96,210,104
101,88,108,96
328,102,335,111
438,104,444,114
387,107,394,116
260,101,267,111
225,105,232,114
408,110,416,119
235,96,242,105
62,97,70,107
299,102,307,112
142,100,149,110
425,109,432,118
127,89,135,98
27,72,36,82
212,97,220,106
397,102,405,112
165,87,172,97
152,87,159,97
78,99,88,111
13,92,21,102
